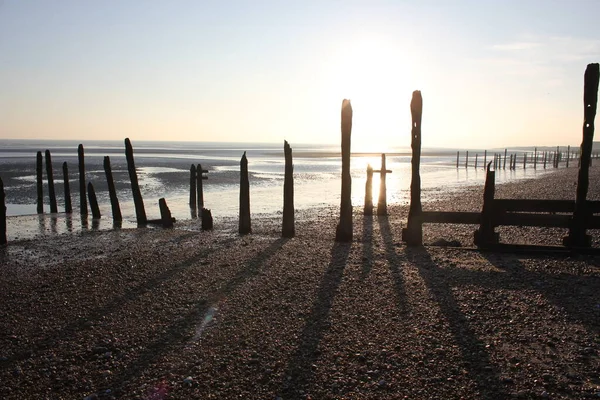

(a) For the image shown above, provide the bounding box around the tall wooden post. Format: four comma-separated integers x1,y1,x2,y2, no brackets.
88,182,101,219
239,152,251,234
196,164,205,210
565,63,599,247
78,144,87,215
364,164,374,216
63,162,72,213
503,149,507,169
125,138,147,224
566,145,571,167
103,156,122,223
0,177,6,245
45,150,58,213
335,99,353,242
36,151,44,214
402,91,423,246
282,140,295,237
189,164,197,211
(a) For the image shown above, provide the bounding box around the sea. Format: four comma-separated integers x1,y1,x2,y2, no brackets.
0,139,555,240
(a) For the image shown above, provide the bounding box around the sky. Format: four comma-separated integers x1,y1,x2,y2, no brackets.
0,0,599,150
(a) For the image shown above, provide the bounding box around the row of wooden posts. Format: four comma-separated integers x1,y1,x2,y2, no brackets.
456,147,598,170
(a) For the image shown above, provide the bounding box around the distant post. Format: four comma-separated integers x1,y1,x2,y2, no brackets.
78,144,87,215
88,182,101,219
534,147,537,169
503,149,507,169
523,152,527,169
103,156,122,223
364,164,374,216
474,153,478,169
335,99,353,242
239,152,251,234
465,151,469,169
125,138,147,224
36,151,44,214
45,150,58,213
376,154,392,215
402,91,423,246
456,151,459,169
282,140,295,237
566,145,571,167
63,162,72,213
189,164,197,211
543,152,547,169
565,63,599,247
0,177,6,245
483,150,487,169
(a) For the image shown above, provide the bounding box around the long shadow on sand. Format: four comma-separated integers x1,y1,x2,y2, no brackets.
378,217,507,399
361,215,374,278
282,241,351,396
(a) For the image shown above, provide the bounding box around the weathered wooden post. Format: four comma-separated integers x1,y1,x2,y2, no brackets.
0,177,6,245
87,182,101,219
483,150,487,169
103,156,122,223
465,151,469,169
503,149,507,169
282,140,295,237
566,145,571,167
196,164,207,210
534,147,538,169
474,153,478,169
376,154,392,216
523,152,527,169
474,162,498,247
565,63,599,247
45,150,58,213
364,164,374,216
62,162,72,213
556,146,560,167
36,151,44,214
78,144,87,215
402,91,423,246
239,152,251,234
189,164,197,211
125,138,147,224
456,151,459,169
543,151,547,169
335,99,353,242
159,198,174,228
509,154,513,170
201,208,213,230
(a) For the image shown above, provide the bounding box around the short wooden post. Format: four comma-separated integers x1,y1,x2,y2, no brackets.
201,208,213,230
456,151,459,168
78,144,87,215
376,154,392,216
474,162,498,247
282,140,295,237
565,63,599,247
402,91,423,246
189,164,197,210
474,153,478,169
364,164,374,216
125,138,147,224
36,151,44,214
88,182,101,219
196,164,207,210
45,150,58,213
335,99,353,242
62,162,72,213
0,177,6,245
159,198,173,228
103,156,122,223
239,152,251,235
566,145,571,167
503,149,507,169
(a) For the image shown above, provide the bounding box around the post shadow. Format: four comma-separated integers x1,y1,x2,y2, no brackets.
361,215,374,278
377,217,410,315
282,241,351,396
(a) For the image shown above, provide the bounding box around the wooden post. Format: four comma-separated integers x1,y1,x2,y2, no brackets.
523,152,527,169
534,147,537,169
456,151,459,168
543,151,547,169
474,153,478,169
36,151,44,214
189,164,197,210
556,146,560,167
565,63,599,247
125,138,147,224
62,162,72,213
335,99,353,242
196,164,206,210
402,91,423,246
0,177,6,245
103,156,122,223
503,149,507,169
364,164,374,216
159,198,173,228
78,144,87,215
474,162,498,247
509,154,513,170
87,182,101,219
376,154,392,216
239,152,251,234
566,145,570,167
45,150,58,213
282,140,295,237
483,150,487,169
201,208,213,230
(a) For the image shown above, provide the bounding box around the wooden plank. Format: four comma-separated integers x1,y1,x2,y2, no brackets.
496,213,570,228
494,199,575,213
421,211,481,224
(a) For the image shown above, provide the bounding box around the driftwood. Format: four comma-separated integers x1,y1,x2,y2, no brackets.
36,151,43,214
335,99,353,242
376,154,392,216
103,156,122,223
63,162,72,213
0,177,6,245
78,144,87,215
189,164,197,210
239,152,251,234
364,164,374,215
87,182,101,219
282,140,295,237
45,150,57,213
159,198,173,228
402,91,423,245
125,138,147,224
565,63,599,247
202,208,214,230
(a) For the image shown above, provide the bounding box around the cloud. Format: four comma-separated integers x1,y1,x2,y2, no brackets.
492,42,541,51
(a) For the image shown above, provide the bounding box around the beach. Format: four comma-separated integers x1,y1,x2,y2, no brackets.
0,166,599,399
